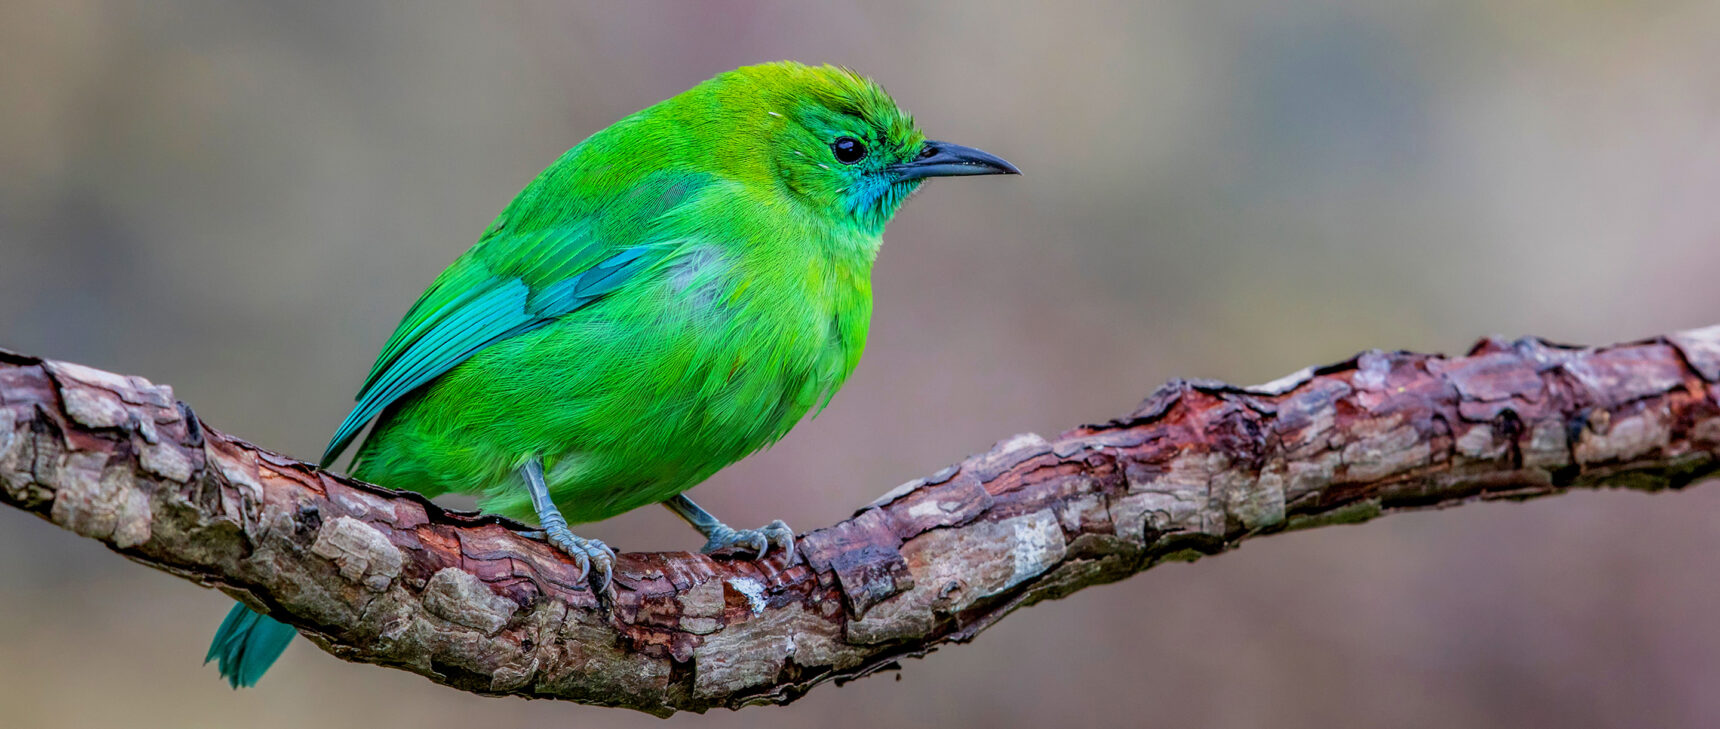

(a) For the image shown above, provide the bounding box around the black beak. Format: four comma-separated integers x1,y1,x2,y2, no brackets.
889,140,1021,181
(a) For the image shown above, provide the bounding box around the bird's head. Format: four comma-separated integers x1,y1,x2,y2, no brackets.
684,62,1019,235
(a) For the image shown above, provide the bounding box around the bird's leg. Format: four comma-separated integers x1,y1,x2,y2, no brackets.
517,459,615,590
662,494,795,562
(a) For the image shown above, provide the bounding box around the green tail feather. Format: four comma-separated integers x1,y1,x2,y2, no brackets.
205,602,297,688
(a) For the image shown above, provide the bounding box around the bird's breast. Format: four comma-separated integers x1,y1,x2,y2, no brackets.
652,242,869,435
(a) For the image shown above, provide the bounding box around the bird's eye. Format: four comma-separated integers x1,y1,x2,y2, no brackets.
831,137,867,164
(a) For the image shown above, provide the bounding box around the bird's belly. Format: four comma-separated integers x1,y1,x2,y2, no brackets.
533,312,843,523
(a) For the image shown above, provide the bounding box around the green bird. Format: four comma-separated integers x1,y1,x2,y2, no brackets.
206,61,1018,688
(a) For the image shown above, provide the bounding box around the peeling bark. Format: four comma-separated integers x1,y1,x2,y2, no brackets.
3,326,1719,715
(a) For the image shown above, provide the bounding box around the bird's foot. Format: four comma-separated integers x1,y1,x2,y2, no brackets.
699,519,796,563
520,524,615,590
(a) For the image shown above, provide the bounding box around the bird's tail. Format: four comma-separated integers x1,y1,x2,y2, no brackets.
205,601,298,688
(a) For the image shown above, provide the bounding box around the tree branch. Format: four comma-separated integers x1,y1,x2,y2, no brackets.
3,326,1719,715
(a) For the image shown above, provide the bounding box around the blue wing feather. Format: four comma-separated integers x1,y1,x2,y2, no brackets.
319,242,656,467
319,172,708,468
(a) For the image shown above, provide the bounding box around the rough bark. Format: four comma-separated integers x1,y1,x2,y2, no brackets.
3,326,1719,715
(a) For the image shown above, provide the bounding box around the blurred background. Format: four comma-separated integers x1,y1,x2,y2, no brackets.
3,2,1720,727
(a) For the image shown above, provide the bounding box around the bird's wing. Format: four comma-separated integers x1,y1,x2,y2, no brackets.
319,173,706,467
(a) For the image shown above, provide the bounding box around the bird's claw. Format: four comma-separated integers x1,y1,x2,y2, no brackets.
700,519,796,563
522,527,615,591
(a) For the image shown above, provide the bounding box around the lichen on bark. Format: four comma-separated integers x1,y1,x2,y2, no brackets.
2,325,1718,715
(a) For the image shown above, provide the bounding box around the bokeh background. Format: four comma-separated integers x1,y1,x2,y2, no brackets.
4,2,1720,728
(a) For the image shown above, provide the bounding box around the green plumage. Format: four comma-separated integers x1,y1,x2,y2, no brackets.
209,61,1016,687
332,62,923,521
